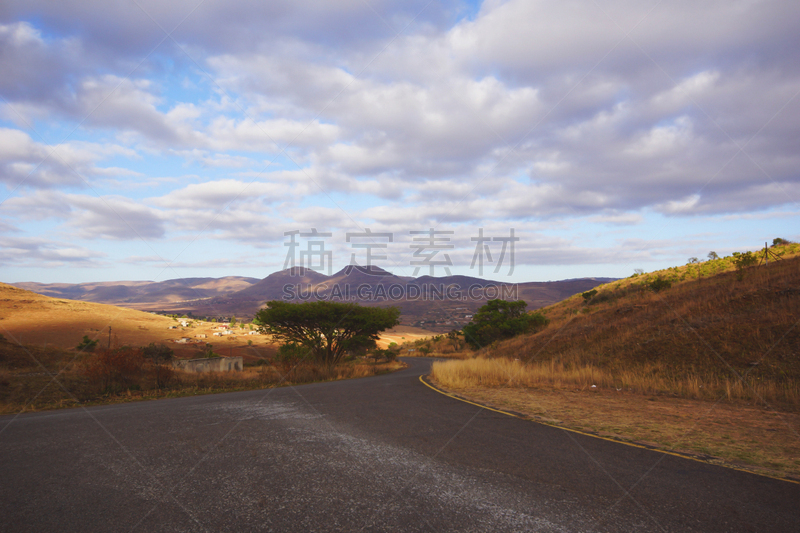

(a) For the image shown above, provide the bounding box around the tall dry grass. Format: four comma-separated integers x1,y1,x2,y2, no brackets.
431,357,800,407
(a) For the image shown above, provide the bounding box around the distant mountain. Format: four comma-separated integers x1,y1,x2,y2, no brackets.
11,276,259,307
11,270,617,331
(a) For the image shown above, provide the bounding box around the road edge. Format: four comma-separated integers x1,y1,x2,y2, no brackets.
419,374,800,486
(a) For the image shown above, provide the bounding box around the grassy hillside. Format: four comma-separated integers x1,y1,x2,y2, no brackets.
434,242,800,409
0,282,179,349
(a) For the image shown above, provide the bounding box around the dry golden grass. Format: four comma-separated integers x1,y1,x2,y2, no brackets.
432,357,800,406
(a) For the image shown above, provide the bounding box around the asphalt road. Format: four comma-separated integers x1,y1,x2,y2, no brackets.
1,358,798,532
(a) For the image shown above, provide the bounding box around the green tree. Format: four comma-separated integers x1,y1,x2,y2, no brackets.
462,299,549,350
255,301,400,366
707,251,719,261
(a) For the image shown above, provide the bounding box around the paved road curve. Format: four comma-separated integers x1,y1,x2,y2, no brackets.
1,358,798,532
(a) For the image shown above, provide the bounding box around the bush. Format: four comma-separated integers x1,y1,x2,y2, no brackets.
581,289,598,303
142,343,173,363
276,342,312,368
732,251,758,279
148,363,175,389
732,251,758,269
76,335,99,352
647,276,672,293
84,348,145,392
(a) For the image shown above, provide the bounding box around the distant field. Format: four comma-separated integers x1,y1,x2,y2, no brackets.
376,325,435,348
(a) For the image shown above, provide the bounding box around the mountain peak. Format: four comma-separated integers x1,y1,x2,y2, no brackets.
335,264,394,277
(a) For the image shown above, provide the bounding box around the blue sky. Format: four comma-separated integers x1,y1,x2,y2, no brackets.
1,0,798,284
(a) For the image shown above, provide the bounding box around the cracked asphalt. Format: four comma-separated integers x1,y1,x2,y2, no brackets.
1,357,798,532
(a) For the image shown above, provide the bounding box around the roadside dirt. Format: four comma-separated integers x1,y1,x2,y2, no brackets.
433,383,800,481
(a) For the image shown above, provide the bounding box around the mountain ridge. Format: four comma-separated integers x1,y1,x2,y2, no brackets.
11,270,617,331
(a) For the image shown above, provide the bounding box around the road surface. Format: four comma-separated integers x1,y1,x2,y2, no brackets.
1,358,798,532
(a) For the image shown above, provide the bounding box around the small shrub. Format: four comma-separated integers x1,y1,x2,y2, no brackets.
647,276,672,293
276,342,312,370
76,335,99,352
732,251,758,279
148,363,175,389
84,348,145,392
142,343,173,363
581,289,598,303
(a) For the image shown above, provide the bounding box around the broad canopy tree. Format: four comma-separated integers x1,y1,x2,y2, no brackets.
462,299,549,350
256,301,400,366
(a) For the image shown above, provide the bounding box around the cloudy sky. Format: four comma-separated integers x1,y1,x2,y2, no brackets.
1,0,798,285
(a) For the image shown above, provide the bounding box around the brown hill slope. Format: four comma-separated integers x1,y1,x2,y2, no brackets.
480,243,800,407
0,283,184,350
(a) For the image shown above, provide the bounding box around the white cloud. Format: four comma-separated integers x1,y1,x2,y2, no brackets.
66,195,166,240
0,128,138,189
2,1,800,282
0,236,106,268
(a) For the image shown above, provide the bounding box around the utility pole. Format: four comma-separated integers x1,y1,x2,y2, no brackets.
108,326,112,350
